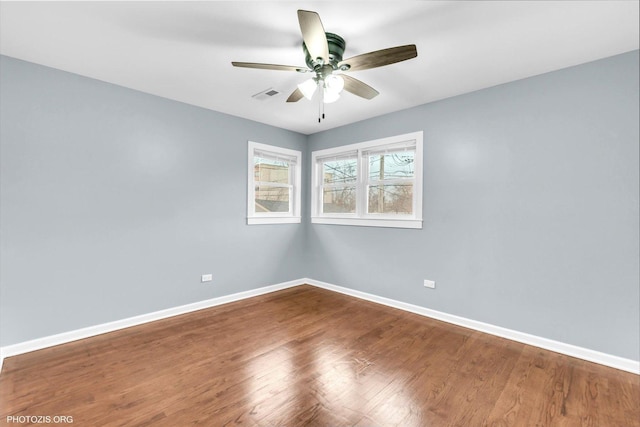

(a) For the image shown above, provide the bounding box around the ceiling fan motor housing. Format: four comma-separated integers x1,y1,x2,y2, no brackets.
303,32,346,70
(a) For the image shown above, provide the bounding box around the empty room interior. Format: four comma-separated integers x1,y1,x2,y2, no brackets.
0,1,639,426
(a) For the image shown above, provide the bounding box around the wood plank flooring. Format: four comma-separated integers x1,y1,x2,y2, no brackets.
1,285,638,426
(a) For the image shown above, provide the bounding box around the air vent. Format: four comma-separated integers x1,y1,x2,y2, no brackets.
252,88,281,101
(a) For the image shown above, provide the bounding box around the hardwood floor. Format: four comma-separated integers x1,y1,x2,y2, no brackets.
1,285,638,426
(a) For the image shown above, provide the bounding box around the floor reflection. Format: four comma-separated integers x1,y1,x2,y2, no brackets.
244,334,425,426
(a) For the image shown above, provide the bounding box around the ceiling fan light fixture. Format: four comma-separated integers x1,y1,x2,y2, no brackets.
323,89,340,104
298,78,318,100
324,74,344,95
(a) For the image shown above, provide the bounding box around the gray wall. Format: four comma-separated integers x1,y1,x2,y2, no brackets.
2,51,638,362
307,50,640,361
0,56,308,346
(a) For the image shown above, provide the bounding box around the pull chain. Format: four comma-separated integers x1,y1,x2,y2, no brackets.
318,81,322,123
318,83,326,123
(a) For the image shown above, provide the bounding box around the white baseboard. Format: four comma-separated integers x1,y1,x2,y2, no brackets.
304,278,640,375
0,279,302,371
1,278,638,375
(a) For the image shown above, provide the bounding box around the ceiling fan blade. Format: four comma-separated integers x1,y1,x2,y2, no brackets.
341,74,379,100
338,44,417,72
286,88,304,102
297,10,329,64
232,62,309,72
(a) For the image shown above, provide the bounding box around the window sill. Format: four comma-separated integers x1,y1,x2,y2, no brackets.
248,217,301,225
311,216,422,229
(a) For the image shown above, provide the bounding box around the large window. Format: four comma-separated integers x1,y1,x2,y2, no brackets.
248,141,301,225
311,131,423,229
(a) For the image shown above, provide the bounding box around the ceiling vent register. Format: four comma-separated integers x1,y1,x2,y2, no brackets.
252,88,281,101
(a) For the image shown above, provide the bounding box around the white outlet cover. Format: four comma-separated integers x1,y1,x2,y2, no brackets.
201,274,213,282
424,279,436,289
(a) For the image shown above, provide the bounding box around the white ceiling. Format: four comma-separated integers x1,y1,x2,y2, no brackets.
1,1,638,135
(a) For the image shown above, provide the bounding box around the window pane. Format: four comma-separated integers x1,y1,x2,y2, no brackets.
323,159,357,184
254,157,290,184
368,184,413,214
368,151,414,181
323,186,356,213
255,185,290,213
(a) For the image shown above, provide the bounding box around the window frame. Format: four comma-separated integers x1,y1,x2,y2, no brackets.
311,131,423,229
247,141,302,225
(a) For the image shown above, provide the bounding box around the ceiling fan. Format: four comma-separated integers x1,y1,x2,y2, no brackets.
232,10,417,120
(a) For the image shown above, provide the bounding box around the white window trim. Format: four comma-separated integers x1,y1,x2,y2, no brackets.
248,141,302,225
311,131,423,229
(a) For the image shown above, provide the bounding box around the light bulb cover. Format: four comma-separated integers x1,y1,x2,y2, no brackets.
324,74,344,95
297,78,318,100
323,89,340,104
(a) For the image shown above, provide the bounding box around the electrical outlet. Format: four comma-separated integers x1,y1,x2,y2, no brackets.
423,279,436,289
201,274,213,282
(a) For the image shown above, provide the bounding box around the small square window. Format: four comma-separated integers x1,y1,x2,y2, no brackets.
248,142,301,225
